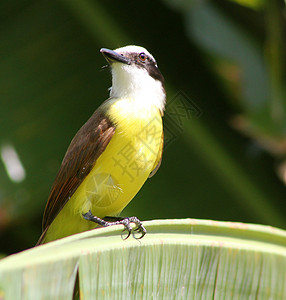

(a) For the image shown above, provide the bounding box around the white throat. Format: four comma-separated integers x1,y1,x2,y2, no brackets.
109,62,166,114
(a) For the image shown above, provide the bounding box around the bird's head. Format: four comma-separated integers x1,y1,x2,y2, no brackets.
101,45,166,113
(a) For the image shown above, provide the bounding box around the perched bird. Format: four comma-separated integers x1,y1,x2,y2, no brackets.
37,45,166,244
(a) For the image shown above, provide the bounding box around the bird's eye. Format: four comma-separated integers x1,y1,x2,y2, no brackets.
139,52,147,62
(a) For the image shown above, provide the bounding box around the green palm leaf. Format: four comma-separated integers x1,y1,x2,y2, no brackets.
1,219,286,299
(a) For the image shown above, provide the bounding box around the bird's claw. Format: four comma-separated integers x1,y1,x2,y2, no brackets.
83,211,146,239
121,216,146,240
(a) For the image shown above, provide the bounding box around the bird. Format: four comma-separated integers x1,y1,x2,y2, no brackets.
37,45,166,244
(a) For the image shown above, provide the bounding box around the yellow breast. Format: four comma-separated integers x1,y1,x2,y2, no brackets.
78,97,163,216
44,97,163,242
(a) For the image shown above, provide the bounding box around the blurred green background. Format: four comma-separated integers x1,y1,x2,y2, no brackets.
1,0,286,255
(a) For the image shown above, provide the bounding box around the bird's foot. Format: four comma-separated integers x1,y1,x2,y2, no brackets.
82,210,146,239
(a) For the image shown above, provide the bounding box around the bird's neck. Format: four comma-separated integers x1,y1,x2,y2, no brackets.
110,66,166,115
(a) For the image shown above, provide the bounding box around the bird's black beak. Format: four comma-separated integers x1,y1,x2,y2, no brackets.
100,48,131,65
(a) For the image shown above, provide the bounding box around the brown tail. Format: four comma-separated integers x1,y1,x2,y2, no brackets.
35,227,49,246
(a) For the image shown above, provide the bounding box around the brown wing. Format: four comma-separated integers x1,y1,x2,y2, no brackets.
42,108,115,232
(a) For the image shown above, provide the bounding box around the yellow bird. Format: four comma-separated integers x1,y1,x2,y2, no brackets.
37,45,166,244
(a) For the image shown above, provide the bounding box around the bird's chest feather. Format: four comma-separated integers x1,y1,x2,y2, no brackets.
106,98,163,167
72,98,163,216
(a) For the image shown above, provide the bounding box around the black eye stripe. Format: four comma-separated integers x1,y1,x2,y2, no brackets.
119,52,163,83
